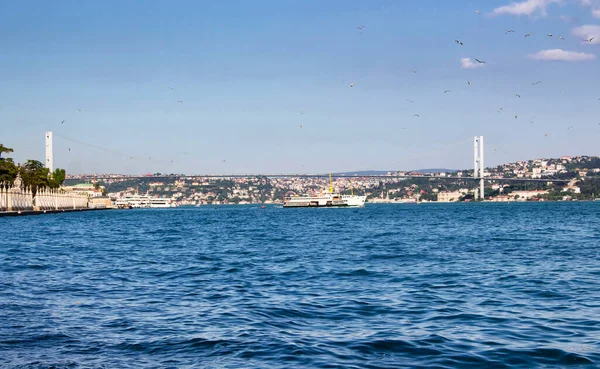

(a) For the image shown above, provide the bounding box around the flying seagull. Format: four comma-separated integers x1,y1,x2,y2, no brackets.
177,100,183,103
505,30,515,34
68,148,71,151
584,37,595,42
414,114,420,118
406,99,415,103
525,33,532,37
350,82,355,87
300,111,304,115
61,120,65,124
357,25,365,30
558,36,565,40
475,58,486,64
515,115,518,119
467,81,471,85
444,90,451,94
475,10,480,14
546,33,553,37
455,40,464,45
77,108,82,112
532,81,542,85
516,93,521,98
412,69,417,73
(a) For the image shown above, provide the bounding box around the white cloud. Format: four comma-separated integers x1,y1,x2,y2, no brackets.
491,0,559,16
572,25,600,44
592,8,600,17
460,58,486,69
529,49,596,60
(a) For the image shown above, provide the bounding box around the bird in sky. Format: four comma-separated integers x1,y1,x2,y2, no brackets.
357,25,364,30
516,93,521,98
177,100,183,103
414,114,420,118
583,37,595,42
475,10,481,14
558,36,565,40
546,33,553,37
444,90,451,94
505,30,515,34
61,120,65,124
184,152,189,155
300,111,304,115
411,69,417,73
525,33,532,37
222,160,226,163
498,108,503,113
532,81,542,85
561,90,567,94
545,133,548,136
77,108,82,112
475,58,486,64
167,87,174,90
455,40,464,45
68,148,71,151
299,124,303,128
467,81,471,85
515,115,518,119
406,99,415,103
350,82,355,87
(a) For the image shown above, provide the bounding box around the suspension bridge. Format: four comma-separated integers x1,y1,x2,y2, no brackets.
44,131,571,200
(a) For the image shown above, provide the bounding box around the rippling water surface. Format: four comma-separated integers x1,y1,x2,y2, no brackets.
1,203,599,368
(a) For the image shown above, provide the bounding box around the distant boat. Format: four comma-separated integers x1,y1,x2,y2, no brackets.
283,174,366,208
114,194,176,208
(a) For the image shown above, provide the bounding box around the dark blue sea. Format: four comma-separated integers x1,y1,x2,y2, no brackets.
1,203,599,368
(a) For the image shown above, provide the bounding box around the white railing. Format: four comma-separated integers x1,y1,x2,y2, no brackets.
0,183,34,212
0,183,89,212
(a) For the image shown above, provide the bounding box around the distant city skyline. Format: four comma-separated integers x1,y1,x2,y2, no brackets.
1,0,599,174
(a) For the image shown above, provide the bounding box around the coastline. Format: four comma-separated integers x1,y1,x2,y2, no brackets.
0,207,114,217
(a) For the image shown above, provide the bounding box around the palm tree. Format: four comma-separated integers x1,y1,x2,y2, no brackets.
0,144,14,159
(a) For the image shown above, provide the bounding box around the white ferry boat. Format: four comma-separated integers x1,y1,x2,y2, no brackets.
115,194,176,209
283,175,366,208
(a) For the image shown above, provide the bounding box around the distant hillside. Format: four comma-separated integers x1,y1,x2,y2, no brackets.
332,170,391,176
409,168,457,174
333,169,457,176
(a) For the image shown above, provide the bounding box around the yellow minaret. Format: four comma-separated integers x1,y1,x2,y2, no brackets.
329,173,333,193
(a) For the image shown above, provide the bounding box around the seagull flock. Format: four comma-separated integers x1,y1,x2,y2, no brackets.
58,7,598,166
343,8,599,137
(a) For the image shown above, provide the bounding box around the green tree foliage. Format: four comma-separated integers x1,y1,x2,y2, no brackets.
49,168,66,188
19,160,50,192
0,158,18,183
0,144,14,159
577,178,600,197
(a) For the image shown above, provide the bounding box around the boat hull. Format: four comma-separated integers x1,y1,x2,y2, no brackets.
283,195,366,208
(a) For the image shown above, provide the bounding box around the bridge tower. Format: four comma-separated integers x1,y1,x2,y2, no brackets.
473,136,484,200
45,131,53,172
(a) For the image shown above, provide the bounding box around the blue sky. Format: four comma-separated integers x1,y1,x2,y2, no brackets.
1,0,599,174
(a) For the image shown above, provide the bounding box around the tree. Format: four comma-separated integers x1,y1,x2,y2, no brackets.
49,168,66,188
19,160,50,193
0,144,14,159
0,158,18,183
